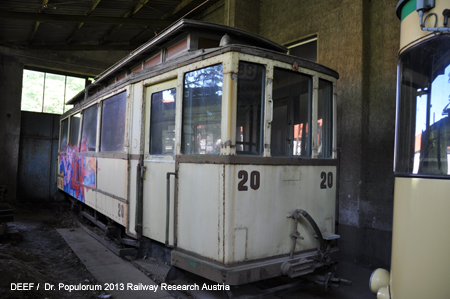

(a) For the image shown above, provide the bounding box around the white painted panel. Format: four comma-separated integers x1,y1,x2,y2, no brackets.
129,83,143,156
224,165,336,263
142,161,175,245
177,163,223,262
234,228,247,261
97,158,128,199
95,192,127,226
83,188,96,209
128,159,139,236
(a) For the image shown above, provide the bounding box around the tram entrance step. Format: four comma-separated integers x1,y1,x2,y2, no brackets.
314,232,340,240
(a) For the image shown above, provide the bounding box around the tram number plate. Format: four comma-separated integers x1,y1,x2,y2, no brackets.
238,170,260,191
320,172,333,189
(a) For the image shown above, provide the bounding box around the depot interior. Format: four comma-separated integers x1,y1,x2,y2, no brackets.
1,0,398,274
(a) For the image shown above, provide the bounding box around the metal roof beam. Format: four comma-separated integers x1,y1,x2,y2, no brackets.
193,0,224,20
99,0,150,45
67,0,102,44
161,0,195,20
29,0,49,43
0,10,171,26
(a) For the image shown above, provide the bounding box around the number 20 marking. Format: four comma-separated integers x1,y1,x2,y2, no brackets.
238,170,260,191
320,172,333,189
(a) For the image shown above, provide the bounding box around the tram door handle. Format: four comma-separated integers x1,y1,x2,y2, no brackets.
267,97,273,128
140,165,147,179
165,172,177,247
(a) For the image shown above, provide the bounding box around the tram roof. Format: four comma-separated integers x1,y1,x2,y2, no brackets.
96,18,287,85
66,19,339,106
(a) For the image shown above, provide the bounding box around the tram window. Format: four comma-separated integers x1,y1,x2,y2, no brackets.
318,80,333,158
182,64,223,155
236,62,265,155
271,68,312,157
100,92,127,152
80,105,98,152
60,118,69,152
396,37,450,175
69,113,81,149
150,88,176,155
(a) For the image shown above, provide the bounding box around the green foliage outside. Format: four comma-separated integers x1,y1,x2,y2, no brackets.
21,70,86,114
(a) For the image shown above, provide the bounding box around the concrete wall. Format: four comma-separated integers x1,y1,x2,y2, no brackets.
0,46,128,203
0,54,23,203
258,0,399,268
17,112,60,201
225,0,260,33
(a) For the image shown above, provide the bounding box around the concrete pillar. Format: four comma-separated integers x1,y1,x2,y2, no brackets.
0,54,23,202
223,0,260,34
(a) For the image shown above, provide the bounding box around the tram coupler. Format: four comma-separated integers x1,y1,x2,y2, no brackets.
286,210,304,259
281,258,315,278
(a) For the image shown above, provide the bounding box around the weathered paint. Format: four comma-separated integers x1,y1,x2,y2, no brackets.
142,160,176,244
176,163,336,264
177,163,223,261
224,164,336,263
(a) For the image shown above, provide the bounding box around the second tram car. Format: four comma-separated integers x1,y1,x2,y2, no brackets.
58,19,340,285
370,0,450,298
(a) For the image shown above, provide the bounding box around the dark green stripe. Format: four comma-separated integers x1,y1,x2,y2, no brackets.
401,0,416,21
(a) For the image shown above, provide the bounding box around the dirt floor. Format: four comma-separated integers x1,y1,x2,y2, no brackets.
0,201,376,299
0,201,101,299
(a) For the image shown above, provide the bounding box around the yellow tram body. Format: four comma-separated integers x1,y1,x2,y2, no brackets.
57,20,340,285
371,0,450,297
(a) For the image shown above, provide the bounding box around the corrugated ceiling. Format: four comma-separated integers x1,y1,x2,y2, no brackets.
0,0,223,50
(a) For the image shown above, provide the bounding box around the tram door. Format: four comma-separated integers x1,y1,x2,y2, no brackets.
143,79,177,246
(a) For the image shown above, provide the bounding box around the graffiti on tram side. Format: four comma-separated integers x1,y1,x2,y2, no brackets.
59,140,96,203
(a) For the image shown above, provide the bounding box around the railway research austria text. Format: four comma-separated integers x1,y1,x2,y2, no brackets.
11,282,230,292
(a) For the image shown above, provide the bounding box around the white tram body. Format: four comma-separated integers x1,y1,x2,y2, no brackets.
370,1,450,298
57,20,339,285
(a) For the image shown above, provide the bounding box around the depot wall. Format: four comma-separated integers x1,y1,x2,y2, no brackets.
0,54,23,203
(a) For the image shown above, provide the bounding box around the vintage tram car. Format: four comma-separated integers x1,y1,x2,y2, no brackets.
58,19,339,285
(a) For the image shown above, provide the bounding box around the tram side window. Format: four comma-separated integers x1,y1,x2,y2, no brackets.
150,88,176,155
396,37,450,175
182,64,223,155
100,92,127,152
271,68,311,157
236,62,265,155
80,105,98,152
69,113,81,150
60,118,69,152
318,80,333,158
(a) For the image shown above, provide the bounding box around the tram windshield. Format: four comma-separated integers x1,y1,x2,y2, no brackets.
395,36,450,176
182,64,223,155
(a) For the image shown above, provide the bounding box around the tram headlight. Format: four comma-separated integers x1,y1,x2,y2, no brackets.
369,268,390,295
